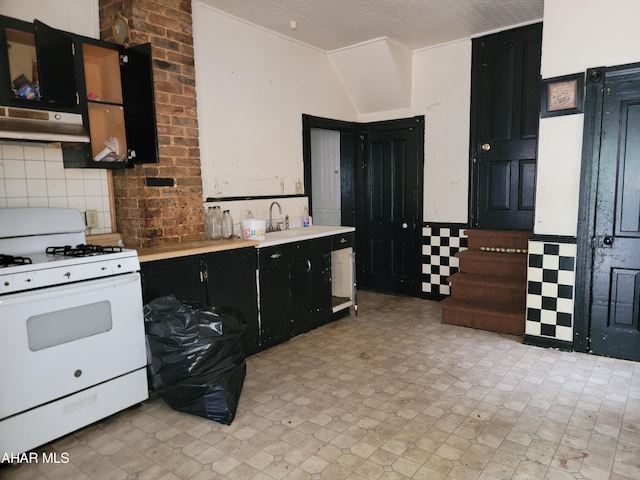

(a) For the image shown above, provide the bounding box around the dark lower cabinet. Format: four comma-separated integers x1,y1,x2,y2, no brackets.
205,248,259,355
141,255,207,305
140,247,259,355
258,237,332,349
140,234,354,355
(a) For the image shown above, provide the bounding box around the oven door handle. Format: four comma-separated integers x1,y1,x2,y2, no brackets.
0,272,141,305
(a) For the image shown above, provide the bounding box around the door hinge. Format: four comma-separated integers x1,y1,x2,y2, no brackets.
200,270,208,282
128,149,136,160
120,54,129,65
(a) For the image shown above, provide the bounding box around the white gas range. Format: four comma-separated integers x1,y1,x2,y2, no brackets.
0,208,148,455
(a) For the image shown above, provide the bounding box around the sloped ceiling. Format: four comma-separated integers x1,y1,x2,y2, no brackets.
328,38,412,114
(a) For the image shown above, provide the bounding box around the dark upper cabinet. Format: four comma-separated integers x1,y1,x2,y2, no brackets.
63,37,159,168
0,14,158,168
0,15,79,110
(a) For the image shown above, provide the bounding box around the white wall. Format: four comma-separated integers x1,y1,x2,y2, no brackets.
535,0,640,236
1,0,98,38
192,1,358,199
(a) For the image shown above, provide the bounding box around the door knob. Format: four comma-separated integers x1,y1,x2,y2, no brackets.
603,236,614,246
481,143,491,151
402,222,408,229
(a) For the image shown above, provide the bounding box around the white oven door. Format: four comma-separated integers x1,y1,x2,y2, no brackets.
0,273,147,419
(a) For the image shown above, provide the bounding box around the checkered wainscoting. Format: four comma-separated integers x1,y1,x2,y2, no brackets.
422,225,468,298
525,240,577,342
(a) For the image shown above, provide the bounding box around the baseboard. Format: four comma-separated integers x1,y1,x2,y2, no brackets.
523,334,573,351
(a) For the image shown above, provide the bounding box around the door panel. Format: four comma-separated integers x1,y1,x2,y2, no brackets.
489,161,510,209
360,120,422,296
520,160,536,209
471,23,542,230
590,75,640,361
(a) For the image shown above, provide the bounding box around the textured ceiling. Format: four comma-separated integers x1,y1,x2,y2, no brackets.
198,0,544,51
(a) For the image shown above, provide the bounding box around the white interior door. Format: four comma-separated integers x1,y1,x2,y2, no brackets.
311,128,341,225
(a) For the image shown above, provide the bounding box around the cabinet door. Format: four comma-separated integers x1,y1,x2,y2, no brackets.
292,240,332,331
205,248,259,356
258,245,295,348
33,20,78,108
309,252,332,326
121,43,159,164
140,256,207,305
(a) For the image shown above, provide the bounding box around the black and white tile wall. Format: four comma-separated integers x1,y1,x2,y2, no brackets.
525,239,577,344
422,225,468,299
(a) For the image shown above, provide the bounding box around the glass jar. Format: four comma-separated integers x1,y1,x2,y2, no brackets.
211,206,223,240
204,207,214,240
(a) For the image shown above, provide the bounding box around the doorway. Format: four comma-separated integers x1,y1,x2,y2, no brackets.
302,115,424,297
576,63,640,362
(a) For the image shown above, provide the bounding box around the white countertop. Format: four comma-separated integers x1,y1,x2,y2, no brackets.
256,225,355,248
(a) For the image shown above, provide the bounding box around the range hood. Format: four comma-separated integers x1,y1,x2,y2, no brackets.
0,106,90,144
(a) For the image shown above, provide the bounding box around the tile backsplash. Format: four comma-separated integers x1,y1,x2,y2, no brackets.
0,143,112,234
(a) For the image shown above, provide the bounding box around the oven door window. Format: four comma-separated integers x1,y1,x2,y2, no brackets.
26,301,113,351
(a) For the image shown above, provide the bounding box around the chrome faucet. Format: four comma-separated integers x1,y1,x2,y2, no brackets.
268,201,282,232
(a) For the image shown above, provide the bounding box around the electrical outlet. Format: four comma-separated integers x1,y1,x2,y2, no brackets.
86,210,99,228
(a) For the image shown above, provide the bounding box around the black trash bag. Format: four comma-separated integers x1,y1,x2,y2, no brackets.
143,295,247,425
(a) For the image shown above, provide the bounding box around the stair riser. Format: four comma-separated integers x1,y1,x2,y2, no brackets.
464,229,530,250
448,284,525,303
441,306,524,336
458,260,527,279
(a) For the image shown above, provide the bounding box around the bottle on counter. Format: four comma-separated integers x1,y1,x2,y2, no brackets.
303,205,310,227
205,206,223,240
222,210,234,239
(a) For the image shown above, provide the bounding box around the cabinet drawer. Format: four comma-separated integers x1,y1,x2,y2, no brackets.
258,243,296,268
332,232,355,250
293,237,331,259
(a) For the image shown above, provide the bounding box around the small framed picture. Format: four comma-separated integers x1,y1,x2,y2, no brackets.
540,73,585,118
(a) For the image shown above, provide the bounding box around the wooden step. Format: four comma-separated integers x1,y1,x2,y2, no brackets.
465,229,530,250
448,272,525,304
440,297,525,336
455,250,527,279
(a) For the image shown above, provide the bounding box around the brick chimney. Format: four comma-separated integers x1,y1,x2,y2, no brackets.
98,0,204,248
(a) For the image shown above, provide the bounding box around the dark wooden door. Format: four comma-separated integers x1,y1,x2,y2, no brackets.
470,23,542,230
358,118,423,296
589,70,640,361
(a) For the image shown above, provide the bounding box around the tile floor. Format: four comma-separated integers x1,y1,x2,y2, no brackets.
2,291,640,480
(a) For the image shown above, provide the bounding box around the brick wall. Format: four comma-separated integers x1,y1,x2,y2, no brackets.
98,0,204,247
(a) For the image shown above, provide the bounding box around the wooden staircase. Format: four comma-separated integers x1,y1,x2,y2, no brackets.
440,229,529,336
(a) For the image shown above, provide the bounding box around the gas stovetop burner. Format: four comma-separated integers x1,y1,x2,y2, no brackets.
46,244,123,257
0,254,33,267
